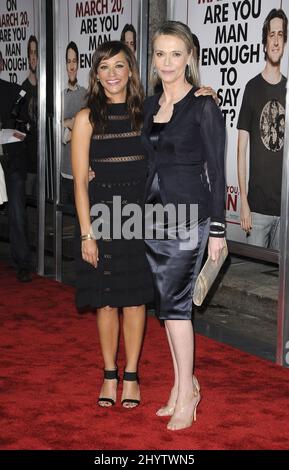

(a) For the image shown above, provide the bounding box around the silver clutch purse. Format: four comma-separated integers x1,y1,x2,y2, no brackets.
193,241,228,306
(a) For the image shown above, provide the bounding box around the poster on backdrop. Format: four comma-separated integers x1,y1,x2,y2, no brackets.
0,0,38,84
170,0,289,243
59,0,138,88
58,0,139,204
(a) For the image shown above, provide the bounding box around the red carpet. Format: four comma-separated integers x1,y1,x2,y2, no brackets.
1,263,289,450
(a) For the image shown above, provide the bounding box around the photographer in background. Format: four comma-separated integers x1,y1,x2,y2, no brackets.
0,50,32,282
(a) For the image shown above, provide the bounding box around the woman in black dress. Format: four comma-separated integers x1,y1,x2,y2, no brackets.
142,21,226,430
72,41,154,408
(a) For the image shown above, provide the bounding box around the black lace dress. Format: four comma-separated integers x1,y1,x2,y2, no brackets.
75,103,154,309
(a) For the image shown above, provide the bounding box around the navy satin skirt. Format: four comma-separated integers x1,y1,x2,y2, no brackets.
144,173,210,320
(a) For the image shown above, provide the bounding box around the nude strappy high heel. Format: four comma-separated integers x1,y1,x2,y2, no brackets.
192,375,200,396
166,375,201,431
156,375,200,417
156,388,177,416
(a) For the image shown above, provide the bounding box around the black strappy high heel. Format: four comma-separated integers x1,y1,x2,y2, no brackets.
121,371,140,408
98,368,119,407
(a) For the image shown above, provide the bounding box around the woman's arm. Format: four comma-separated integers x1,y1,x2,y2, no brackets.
200,97,226,261
208,236,226,261
71,108,98,268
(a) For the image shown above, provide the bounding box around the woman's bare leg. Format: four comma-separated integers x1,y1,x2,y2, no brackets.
97,306,119,406
121,305,146,407
156,322,179,416
165,319,200,430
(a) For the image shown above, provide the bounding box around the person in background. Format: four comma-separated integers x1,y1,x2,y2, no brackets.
0,160,7,206
0,50,31,282
237,8,287,250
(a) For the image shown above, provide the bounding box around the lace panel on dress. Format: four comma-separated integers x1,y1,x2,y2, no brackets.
108,114,129,120
94,179,142,187
93,131,141,140
92,155,145,163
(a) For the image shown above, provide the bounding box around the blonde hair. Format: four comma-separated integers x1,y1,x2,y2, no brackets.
150,21,200,87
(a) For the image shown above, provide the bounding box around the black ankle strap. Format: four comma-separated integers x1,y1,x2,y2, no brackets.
123,371,138,382
104,369,118,380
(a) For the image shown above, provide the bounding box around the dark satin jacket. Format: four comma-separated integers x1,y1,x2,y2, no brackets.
141,87,226,225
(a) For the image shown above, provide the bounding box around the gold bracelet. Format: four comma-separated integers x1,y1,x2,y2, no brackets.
81,225,96,242
81,233,94,241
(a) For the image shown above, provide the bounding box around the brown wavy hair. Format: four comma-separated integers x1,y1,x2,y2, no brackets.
87,41,144,134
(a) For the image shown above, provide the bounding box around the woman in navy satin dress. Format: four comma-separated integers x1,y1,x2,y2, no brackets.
143,21,226,431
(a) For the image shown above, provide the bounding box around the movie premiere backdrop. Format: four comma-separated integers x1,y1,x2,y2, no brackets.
0,0,38,84
58,0,141,88
168,0,289,243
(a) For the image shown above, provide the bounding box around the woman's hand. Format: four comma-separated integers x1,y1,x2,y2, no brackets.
88,166,95,182
81,239,99,268
194,86,219,105
208,237,225,262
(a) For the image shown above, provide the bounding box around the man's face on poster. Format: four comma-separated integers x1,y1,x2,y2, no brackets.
29,40,38,73
124,31,135,53
266,17,285,66
66,48,78,85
